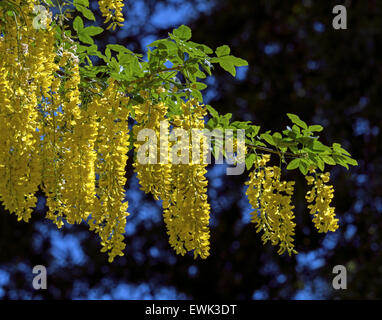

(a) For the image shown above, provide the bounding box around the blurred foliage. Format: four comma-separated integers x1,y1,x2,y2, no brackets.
0,0,381,299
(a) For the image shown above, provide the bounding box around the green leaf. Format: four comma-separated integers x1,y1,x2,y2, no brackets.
246,153,257,171
82,26,103,36
309,125,324,132
316,157,325,171
216,45,230,57
344,156,358,166
75,5,95,21
193,82,207,90
249,125,261,137
219,58,236,76
231,121,251,130
322,155,336,165
206,118,217,130
287,113,308,130
191,89,203,102
291,125,301,135
287,158,300,170
78,34,93,45
210,55,248,77
312,140,331,152
332,143,351,156
299,160,308,175
73,16,84,33
207,105,219,118
332,154,349,170
173,25,192,41
260,133,275,146
73,0,89,7
105,47,111,60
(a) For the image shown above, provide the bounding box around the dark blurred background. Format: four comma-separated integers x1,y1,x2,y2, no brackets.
0,0,381,299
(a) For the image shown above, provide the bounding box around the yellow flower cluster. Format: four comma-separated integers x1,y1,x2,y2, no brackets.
0,1,57,222
98,0,125,30
305,171,339,233
0,2,132,262
133,97,172,203
164,100,211,259
88,80,131,263
42,52,83,228
245,155,297,255
133,99,211,259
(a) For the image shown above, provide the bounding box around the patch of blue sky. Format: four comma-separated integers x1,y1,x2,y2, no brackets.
322,232,340,251
260,261,279,276
203,87,219,104
238,185,252,224
252,288,269,300
0,269,10,298
296,249,326,272
344,224,357,241
276,274,287,284
206,164,226,196
353,199,364,214
49,230,87,268
0,264,36,299
307,60,319,70
356,173,367,185
236,66,248,81
188,265,198,277
35,196,46,212
82,278,189,299
374,197,382,213
313,22,325,33
353,117,371,136
124,174,162,235
293,278,330,300
150,0,215,29
264,43,281,56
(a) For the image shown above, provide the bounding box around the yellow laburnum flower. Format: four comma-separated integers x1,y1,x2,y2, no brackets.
133,99,173,203
305,172,339,233
163,100,211,259
0,2,56,223
245,155,297,255
98,0,125,29
89,81,131,263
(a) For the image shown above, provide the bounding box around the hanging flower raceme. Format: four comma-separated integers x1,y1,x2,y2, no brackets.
305,170,339,233
133,96,173,204
245,154,297,255
88,81,131,263
98,0,125,30
163,100,211,259
0,1,56,222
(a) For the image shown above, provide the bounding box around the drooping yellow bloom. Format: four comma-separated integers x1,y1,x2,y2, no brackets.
0,1,56,222
133,96,211,259
133,97,173,204
88,81,131,263
245,154,297,255
42,52,84,228
163,100,211,259
98,0,125,30
305,171,339,233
